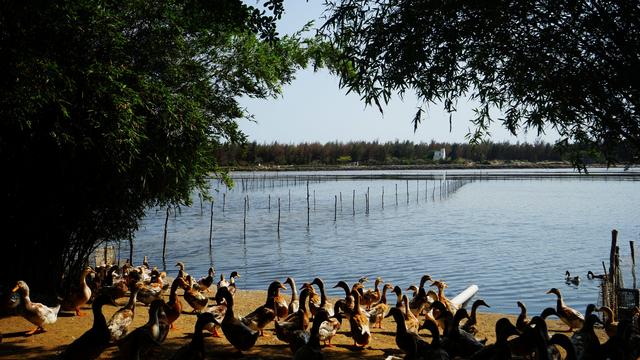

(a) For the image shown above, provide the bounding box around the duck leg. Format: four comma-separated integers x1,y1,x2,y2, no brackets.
211,326,222,338
75,307,86,316
25,326,44,335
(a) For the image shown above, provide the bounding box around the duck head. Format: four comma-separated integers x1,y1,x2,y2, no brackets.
546,287,561,297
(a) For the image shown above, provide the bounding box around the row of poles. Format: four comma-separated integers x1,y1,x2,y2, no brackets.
155,177,471,266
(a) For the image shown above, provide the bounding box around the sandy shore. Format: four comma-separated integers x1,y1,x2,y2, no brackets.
0,288,607,359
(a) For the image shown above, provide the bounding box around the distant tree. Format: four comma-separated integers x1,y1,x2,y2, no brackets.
0,0,324,293
321,1,640,168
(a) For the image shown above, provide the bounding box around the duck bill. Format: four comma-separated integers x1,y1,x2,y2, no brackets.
11,285,19,292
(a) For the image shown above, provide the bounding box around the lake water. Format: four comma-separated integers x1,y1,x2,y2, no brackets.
127,168,640,315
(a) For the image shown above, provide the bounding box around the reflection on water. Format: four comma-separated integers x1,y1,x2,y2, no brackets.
129,170,640,315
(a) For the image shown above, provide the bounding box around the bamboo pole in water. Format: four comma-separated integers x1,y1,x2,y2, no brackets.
367,186,370,213
416,180,419,203
406,180,409,204
199,193,203,216
208,201,214,255
306,181,310,227
630,240,636,289
128,234,133,265
268,194,271,212
243,196,247,240
382,186,384,209
288,189,291,211
222,193,226,213
352,189,355,216
313,190,316,211
395,184,398,206
162,206,170,264
339,192,342,212
334,195,337,221
277,197,281,236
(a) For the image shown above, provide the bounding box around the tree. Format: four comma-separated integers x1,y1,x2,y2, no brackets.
0,0,322,293
321,0,640,168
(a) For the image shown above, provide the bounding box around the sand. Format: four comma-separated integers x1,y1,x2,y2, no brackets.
0,288,607,359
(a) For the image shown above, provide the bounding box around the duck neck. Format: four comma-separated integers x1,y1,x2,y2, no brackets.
393,311,408,334
309,314,324,348
289,279,298,301
317,281,328,306
191,320,206,352
93,300,107,330
299,289,310,315
265,286,278,308
223,292,234,319
555,295,564,311
380,287,389,305
469,304,479,324
169,278,181,303
126,291,138,311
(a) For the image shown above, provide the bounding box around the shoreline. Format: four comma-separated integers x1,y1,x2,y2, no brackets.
222,161,636,172
0,289,608,359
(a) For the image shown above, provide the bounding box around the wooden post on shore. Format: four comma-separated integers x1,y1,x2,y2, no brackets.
334,195,337,221
162,206,170,264
277,198,281,236
208,201,214,256
609,229,618,283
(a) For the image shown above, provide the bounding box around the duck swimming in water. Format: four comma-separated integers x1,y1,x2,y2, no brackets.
565,271,581,285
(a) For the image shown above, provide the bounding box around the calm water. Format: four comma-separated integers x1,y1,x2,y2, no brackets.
128,169,640,315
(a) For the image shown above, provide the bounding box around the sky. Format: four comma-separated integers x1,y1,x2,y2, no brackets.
238,1,560,145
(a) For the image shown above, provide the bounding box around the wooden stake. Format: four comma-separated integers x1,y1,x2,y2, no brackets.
277,197,281,236
630,240,636,289
339,192,342,212
243,196,247,239
334,195,337,221
162,206,169,264
288,189,291,211
352,189,355,216
208,200,214,256
268,194,271,212
395,184,398,206
406,180,409,204
222,193,226,213
382,186,384,209
306,181,310,227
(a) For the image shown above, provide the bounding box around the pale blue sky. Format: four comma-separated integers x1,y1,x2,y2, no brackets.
239,1,560,144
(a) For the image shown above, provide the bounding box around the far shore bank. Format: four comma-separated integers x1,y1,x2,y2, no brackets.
222,161,636,173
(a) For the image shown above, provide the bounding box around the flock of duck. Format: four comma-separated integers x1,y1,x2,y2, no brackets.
4,259,640,360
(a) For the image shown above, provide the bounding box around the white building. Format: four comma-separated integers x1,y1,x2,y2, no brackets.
433,148,446,161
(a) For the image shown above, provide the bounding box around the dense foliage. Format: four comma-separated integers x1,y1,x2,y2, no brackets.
217,140,572,166
0,0,322,292
320,0,640,168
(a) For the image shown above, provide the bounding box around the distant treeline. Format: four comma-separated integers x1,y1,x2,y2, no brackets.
215,140,579,166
